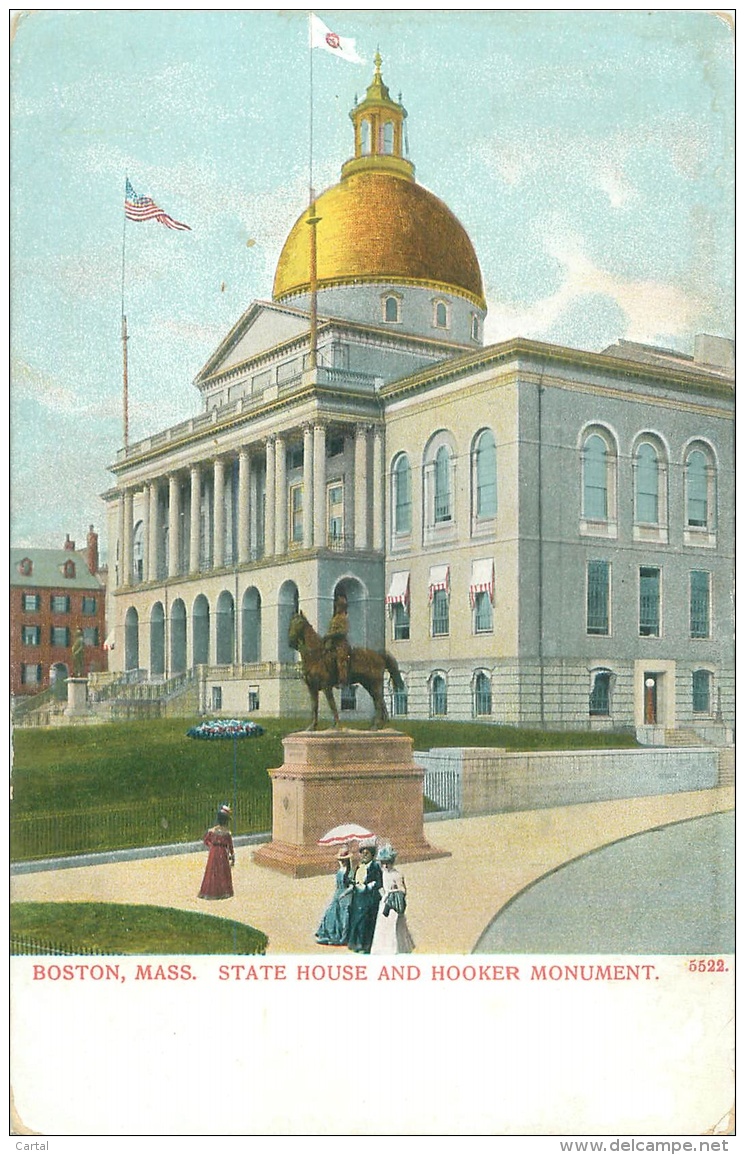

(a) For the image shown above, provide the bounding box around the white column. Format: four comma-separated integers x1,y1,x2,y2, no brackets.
313,423,326,547
147,481,159,582
213,457,225,569
238,448,250,565
122,489,134,587
354,425,369,550
373,425,385,551
303,425,314,547
274,433,287,555
116,492,125,588
168,474,181,578
264,438,276,557
189,464,202,574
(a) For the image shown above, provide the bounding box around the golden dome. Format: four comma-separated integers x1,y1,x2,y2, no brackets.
272,171,486,310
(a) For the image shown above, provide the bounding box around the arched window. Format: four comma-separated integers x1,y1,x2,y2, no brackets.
433,300,449,329
635,443,659,524
132,520,144,583
589,669,612,717
583,434,608,520
473,671,492,717
430,673,447,717
683,450,711,528
360,118,371,154
383,294,401,323
434,446,452,523
392,454,412,537
382,121,394,154
471,315,480,341
473,429,497,520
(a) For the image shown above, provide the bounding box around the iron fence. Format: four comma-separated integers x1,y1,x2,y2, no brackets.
11,791,272,863
10,935,104,956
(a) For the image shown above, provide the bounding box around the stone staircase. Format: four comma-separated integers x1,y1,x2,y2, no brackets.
664,728,711,747
717,747,735,787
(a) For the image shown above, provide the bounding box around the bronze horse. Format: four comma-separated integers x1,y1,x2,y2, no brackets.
288,611,405,730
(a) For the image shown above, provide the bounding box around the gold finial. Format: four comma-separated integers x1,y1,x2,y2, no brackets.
374,50,382,75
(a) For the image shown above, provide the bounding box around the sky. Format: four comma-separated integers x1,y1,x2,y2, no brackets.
10,8,734,557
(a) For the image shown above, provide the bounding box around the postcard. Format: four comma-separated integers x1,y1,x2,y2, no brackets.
10,9,734,1143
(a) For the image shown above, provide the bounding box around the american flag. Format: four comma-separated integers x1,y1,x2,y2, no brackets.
124,179,191,231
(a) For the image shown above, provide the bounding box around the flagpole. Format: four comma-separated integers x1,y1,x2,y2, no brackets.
307,21,319,371
121,177,130,450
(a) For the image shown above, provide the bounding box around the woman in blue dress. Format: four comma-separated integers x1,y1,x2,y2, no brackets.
315,845,354,945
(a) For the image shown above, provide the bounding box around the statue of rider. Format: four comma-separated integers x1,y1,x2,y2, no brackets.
323,590,351,686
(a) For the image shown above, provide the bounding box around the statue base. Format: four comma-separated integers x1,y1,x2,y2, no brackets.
64,677,90,717
252,729,449,878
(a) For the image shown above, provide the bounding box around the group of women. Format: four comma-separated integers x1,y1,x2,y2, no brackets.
315,839,415,956
196,809,415,957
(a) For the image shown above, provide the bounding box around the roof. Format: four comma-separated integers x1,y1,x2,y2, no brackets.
10,548,103,590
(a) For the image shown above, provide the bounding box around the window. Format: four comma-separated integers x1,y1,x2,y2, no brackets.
635,443,659,524
692,669,711,714
326,434,345,458
434,446,452,522
290,484,304,544
392,455,412,536
586,560,610,635
431,589,449,637
22,626,40,645
393,602,410,641
327,482,344,546
247,687,260,712
473,430,497,520
340,685,357,711
63,559,76,579
22,594,40,612
471,315,480,341
360,118,371,154
433,300,449,329
18,557,33,576
51,626,70,647
639,567,661,636
391,688,408,717
690,571,710,638
383,294,401,323
583,434,608,520
473,591,493,633
473,671,492,717
51,595,70,613
82,596,97,615
21,664,42,685
589,670,612,716
132,520,144,582
430,673,447,717
83,627,99,647
381,120,394,154
211,686,223,710
288,443,304,470
685,447,716,531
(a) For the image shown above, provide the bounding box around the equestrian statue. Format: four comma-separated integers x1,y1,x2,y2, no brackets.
288,593,405,731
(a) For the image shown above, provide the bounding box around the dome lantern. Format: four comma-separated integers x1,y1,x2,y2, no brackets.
342,53,414,181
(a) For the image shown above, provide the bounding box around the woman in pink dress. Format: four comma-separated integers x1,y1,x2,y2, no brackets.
198,804,235,899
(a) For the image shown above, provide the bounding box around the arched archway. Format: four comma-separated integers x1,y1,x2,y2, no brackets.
193,595,210,666
171,599,187,674
242,587,262,663
277,581,299,662
124,607,139,672
216,590,235,665
150,602,165,677
333,576,368,648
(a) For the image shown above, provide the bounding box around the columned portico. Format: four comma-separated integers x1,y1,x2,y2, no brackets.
213,457,226,569
147,481,159,582
274,434,287,555
168,473,181,578
189,464,201,574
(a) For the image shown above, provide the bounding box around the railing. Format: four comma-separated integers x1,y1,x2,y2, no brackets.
417,750,462,815
11,935,104,957
11,791,272,862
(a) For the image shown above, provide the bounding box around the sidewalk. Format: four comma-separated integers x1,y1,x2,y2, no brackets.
10,786,734,954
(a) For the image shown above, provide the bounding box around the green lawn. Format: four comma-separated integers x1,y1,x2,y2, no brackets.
11,902,268,955
10,714,637,860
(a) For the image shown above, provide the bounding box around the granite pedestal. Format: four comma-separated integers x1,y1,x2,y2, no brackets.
253,729,449,877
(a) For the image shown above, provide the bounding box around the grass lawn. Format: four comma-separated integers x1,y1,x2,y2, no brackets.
11,714,637,859
11,902,268,955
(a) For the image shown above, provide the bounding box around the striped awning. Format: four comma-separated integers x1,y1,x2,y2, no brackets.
385,571,410,609
469,558,494,607
428,564,450,601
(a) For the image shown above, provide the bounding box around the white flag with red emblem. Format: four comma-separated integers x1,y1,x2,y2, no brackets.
309,13,364,64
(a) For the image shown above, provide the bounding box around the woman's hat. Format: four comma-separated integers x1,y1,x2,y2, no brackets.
336,844,351,860
358,837,377,853
377,843,397,863
218,803,232,815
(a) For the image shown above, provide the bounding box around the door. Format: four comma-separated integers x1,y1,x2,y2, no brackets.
644,674,658,724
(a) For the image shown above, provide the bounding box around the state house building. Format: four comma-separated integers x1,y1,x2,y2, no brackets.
103,57,734,739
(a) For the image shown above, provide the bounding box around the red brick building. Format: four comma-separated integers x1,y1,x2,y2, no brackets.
10,527,107,697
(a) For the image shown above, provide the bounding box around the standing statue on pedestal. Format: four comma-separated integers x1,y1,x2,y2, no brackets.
71,628,85,677
288,607,405,731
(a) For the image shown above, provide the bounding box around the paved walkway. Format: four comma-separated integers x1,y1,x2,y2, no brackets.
10,787,734,955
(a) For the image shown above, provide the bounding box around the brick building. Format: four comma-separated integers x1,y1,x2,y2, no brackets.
10,527,107,697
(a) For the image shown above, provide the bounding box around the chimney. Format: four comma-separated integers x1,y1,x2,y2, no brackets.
64,534,76,551
87,525,99,576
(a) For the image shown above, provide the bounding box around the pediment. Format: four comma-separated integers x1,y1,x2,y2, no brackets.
195,301,312,384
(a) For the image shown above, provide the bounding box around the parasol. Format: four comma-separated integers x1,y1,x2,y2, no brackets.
318,823,375,846
186,719,265,820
